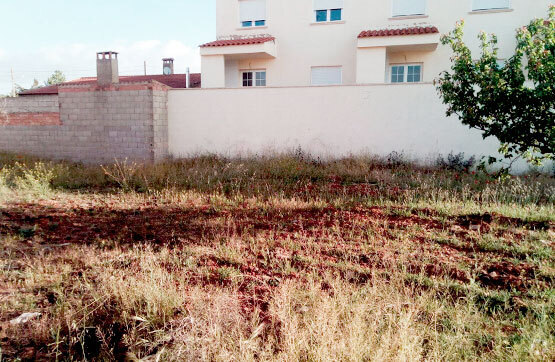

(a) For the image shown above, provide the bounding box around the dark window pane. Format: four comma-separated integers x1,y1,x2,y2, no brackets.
242,21,252,27
254,20,266,26
316,10,327,22
243,72,253,87
330,9,342,21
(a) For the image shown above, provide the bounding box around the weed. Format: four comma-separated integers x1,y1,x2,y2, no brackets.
18,225,37,239
101,158,141,191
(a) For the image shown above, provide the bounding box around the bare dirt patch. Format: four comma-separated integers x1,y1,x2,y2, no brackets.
1,200,546,292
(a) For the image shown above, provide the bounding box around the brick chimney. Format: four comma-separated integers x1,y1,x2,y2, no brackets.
97,51,119,86
163,58,174,75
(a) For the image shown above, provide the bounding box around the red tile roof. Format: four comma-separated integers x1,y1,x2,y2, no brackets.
200,36,275,48
358,26,439,38
19,73,201,96
19,84,60,95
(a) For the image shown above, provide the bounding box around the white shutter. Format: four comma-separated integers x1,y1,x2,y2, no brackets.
240,0,266,22
392,0,426,17
472,0,510,10
311,67,342,86
314,0,344,10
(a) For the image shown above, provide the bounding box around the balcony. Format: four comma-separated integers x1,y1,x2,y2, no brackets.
356,26,440,84
200,37,277,88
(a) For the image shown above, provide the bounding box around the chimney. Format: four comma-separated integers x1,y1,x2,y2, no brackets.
96,51,119,86
163,58,174,75
186,67,190,88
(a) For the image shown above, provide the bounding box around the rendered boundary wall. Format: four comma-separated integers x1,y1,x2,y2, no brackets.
167,83,502,162
0,82,169,163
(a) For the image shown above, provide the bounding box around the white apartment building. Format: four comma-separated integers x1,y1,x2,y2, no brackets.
200,0,552,88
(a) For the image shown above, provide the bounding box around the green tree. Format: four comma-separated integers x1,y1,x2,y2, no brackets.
44,70,66,86
436,6,554,169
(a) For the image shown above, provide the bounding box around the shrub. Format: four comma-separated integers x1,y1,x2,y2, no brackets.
13,162,55,197
436,152,476,172
0,162,55,200
387,151,406,167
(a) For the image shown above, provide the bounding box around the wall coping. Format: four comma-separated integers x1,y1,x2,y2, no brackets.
168,82,435,92
59,80,171,93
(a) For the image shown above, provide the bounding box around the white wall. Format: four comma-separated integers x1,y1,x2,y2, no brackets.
168,84,503,162
356,47,387,84
201,55,226,88
214,0,552,87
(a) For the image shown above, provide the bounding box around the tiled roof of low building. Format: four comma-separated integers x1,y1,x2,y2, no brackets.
200,36,275,48
19,73,201,96
358,26,439,38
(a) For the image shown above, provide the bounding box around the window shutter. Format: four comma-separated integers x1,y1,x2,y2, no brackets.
472,0,510,10
240,0,266,22
311,67,342,86
392,0,426,17
313,0,344,10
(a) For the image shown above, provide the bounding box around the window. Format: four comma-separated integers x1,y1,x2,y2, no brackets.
240,0,266,27
330,9,342,21
314,0,344,22
392,0,426,17
311,66,342,86
407,65,421,82
241,20,266,27
255,71,266,86
472,0,510,11
242,71,266,87
390,64,422,83
316,10,328,22
391,66,405,83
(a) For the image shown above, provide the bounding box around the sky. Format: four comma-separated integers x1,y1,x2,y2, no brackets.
0,0,216,94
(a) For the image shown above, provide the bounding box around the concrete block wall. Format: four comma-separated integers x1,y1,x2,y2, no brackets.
2,95,59,113
153,90,169,161
0,95,61,126
0,82,170,164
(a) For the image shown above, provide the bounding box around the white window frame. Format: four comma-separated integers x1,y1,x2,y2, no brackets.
314,8,343,23
241,70,267,87
311,66,343,86
239,0,267,28
471,0,511,12
391,0,427,18
389,63,423,83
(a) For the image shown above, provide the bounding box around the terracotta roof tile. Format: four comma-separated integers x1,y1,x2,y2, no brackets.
200,36,275,48
18,84,60,95
19,73,201,96
358,26,439,38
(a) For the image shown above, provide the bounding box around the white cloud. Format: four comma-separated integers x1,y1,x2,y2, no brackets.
1,40,201,94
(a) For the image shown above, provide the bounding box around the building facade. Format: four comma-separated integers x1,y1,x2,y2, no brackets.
1,1,551,170
200,0,552,88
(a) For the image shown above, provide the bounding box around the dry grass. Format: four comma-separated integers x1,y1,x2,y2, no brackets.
0,153,553,361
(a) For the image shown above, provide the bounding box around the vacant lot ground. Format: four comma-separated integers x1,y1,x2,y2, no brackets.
0,153,553,361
